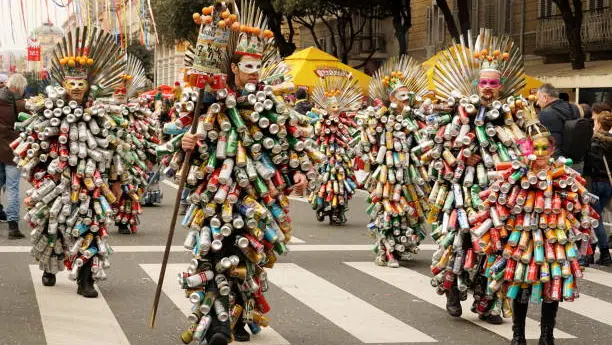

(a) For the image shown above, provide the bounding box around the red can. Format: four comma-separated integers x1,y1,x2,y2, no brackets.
503,258,517,281
550,278,562,301
552,194,562,213
544,241,556,262
490,228,502,251
463,249,475,271
526,259,539,283
570,259,583,278
442,270,455,291
476,297,490,314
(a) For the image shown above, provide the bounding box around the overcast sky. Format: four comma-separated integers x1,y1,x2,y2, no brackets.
0,0,69,52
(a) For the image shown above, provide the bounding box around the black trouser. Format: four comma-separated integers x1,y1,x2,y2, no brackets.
512,299,559,327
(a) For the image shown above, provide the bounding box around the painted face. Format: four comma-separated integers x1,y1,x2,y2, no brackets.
64,77,89,103
389,86,410,112
231,55,261,89
478,70,501,105
113,89,127,104
532,136,552,162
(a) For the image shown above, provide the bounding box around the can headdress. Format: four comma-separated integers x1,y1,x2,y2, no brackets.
311,69,362,113
432,28,525,100
369,55,427,103
114,54,147,99
50,27,125,97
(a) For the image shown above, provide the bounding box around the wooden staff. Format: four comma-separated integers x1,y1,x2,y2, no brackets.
148,87,205,328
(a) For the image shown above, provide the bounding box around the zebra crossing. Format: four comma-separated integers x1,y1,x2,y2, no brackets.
12,252,612,345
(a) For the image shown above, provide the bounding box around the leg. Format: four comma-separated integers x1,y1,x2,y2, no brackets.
206,317,231,345
0,163,6,221
511,299,528,345
77,259,98,298
591,182,612,265
5,165,24,239
539,301,559,345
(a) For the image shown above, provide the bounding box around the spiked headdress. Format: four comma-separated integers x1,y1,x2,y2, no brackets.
432,28,525,100
311,70,362,113
50,27,125,97
114,54,147,99
369,55,428,102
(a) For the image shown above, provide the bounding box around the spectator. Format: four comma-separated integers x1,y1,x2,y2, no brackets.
154,86,163,101
172,81,182,101
0,73,27,239
559,92,570,102
592,102,612,118
536,83,592,173
294,88,313,115
0,74,7,89
579,103,592,119
583,110,612,265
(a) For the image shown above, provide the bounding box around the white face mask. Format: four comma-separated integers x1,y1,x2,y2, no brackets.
394,91,410,102
237,60,262,74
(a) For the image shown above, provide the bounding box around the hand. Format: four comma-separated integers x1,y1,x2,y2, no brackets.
292,172,307,195
181,133,197,151
465,153,481,167
111,181,123,202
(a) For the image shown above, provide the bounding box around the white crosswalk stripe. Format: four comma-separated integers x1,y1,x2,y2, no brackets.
29,265,131,345
344,262,576,340
267,263,436,343
21,259,612,345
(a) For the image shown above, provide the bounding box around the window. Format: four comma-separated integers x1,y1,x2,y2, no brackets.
426,3,445,47
538,0,557,18
586,0,608,10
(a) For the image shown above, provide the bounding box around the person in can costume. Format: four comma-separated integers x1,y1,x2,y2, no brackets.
471,102,597,345
426,29,528,324
157,1,321,344
12,27,126,297
308,72,362,225
355,55,431,267
95,54,162,233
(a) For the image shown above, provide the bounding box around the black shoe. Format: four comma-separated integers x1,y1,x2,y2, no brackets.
42,271,56,287
511,324,527,345
316,210,325,222
8,221,25,239
233,326,251,342
596,248,612,266
209,333,229,345
445,288,462,317
538,324,555,345
0,205,6,221
479,313,503,325
77,262,99,298
118,223,131,234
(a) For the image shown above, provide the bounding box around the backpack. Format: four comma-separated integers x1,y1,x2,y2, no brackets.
551,102,593,161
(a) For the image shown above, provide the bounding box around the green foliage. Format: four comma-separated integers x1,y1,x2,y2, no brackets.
127,44,155,82
151,0,212,44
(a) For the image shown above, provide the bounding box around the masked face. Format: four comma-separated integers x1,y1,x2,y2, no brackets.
478,70,501,106
113,89,127,104
64,78,89,103
532,136,553,165
389,86,410,112
231,56,261,89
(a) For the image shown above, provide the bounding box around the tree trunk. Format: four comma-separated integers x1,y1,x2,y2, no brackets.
256,0,296,57
391,0,411,55
553,0,585,69
436,0,460,42
457,0,470,38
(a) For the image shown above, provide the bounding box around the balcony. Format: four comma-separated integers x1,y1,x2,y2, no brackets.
535,8,612,60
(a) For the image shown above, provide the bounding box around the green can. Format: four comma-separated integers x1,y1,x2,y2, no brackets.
227,108,247,132
226,129,238,157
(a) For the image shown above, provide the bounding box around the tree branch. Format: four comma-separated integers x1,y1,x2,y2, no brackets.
351,47,379,69
436,0,460,42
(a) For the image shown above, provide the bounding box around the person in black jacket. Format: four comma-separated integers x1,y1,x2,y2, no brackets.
294,88,313,115
584,109,612,266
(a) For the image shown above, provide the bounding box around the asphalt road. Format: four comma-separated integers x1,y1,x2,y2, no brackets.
1,181,611,345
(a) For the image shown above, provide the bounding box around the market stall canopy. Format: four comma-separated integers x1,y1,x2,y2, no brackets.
525,60,612,89
284,47,371,96
422,50,542,98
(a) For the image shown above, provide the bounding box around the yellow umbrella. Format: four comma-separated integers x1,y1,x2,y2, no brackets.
421,51,543,97
284,47,371,96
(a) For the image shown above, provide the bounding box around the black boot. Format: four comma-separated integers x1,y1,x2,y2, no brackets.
445,286,462,317
42,271,56,287
8,221,25,239
209,333,229,345
233,319,251,342
511,299,528,345
117,223,131,234
77,261,98,298
596,247,612,266
0,204,6,221
539,302,558,345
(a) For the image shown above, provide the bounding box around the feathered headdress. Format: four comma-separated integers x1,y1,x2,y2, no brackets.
369,55,428,102
50,27,125,97
311,71,362,113
432,28,525,100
